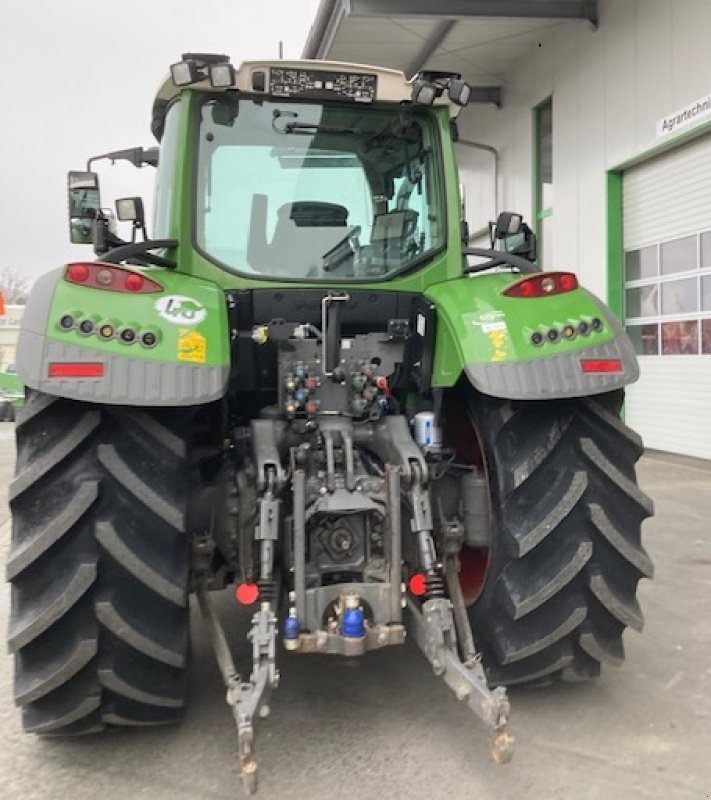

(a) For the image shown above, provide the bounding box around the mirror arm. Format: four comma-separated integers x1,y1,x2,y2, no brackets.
87,146,159,171
99,240,178,269
462,246,540,275
92,214,124,256
129,218,147,244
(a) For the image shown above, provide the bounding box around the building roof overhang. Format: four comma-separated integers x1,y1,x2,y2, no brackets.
303,0,598,105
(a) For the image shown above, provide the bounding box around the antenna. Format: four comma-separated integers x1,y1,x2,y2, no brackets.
278,40,284,59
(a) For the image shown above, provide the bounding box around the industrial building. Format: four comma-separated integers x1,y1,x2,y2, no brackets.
304,0,711,459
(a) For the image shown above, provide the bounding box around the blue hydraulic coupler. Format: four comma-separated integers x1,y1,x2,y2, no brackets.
283,614,300,640
341,606,365,639
283,611,300,650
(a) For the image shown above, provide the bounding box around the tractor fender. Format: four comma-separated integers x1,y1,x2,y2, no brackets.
425,277,639,400
16,267,230,406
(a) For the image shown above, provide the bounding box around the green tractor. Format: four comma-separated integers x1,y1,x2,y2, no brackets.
7,54,653,792
0,366,24,421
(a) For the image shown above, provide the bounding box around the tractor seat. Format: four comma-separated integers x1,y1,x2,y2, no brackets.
247,197,351,275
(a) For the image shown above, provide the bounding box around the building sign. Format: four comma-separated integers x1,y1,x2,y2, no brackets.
657,93,711,138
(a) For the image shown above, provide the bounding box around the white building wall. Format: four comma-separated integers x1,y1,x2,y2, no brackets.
457,0,711,301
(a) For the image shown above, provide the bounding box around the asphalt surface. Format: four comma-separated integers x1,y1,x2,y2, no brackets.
0,421,709,800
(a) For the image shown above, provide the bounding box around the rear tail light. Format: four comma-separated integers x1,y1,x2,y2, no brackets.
580,359,623,373
503,272,579,298
124,273,145,292
67,263,90,283
64,262,163,293
48,362,104,378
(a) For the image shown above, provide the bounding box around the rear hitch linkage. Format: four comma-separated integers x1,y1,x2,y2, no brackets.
197,589,278,794
198,453,512,796
406,594,514,764
406,465,514,763
197,465,283,795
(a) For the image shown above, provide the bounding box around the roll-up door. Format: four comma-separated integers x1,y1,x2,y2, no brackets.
622,133,711,460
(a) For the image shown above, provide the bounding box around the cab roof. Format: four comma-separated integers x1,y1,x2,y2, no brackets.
151,58,455,139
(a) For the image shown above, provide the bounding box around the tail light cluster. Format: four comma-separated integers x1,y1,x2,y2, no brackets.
530,316,604,346
58,314,159,348
503,272,578,298
65,262,163,293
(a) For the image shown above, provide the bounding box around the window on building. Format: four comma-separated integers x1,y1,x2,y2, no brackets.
534,98,553,267
625,230,711,355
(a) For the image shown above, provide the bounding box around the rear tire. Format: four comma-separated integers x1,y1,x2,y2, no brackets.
6,390,209,735
463,389,654,686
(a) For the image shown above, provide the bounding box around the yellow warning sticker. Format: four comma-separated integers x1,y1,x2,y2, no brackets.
486,328,510,362
177,328,207,364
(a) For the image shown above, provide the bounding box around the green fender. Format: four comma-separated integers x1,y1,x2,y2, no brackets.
16,265,230,406
425,275,639,399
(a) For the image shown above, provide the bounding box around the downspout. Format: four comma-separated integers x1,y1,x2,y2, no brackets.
457,139,500,241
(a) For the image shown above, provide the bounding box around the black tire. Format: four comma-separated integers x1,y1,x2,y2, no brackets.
6,389,211,735
464,389,654,687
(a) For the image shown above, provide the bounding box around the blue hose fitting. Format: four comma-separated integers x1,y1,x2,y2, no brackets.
283,613,300,641
341,606,365,639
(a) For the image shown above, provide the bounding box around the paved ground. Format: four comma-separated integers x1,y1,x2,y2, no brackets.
0,421,709,800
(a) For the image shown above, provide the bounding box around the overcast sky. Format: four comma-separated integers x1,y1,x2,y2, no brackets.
0,0,321,280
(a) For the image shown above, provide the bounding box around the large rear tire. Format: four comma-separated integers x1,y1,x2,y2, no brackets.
6,390,211,735
462,389,654,686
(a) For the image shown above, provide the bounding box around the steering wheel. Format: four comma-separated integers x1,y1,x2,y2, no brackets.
322,226,362,273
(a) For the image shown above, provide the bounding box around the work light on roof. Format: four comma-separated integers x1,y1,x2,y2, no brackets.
448,78,472,107
411,78,438,105
170,59,203,87
411,70,472,109
170,52,233,88
209,62,236,89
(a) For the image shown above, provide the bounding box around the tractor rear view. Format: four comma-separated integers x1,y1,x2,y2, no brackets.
6,54,652,793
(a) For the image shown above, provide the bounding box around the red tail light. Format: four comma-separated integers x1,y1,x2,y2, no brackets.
503,272,579,298
580,359,623,373
64,262,163,293
66,263,90,283
48,362,105,378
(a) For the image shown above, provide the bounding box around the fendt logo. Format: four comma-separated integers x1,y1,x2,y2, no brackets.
154,295,207,326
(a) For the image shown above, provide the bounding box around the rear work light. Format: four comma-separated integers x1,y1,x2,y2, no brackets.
64,262,163,293
503,272,579,298
580,359,623,374
48,362,105,378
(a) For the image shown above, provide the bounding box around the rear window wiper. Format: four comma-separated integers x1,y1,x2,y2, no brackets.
272,109,358,136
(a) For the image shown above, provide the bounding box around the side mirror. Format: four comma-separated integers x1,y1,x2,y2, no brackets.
68,171,101,244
